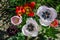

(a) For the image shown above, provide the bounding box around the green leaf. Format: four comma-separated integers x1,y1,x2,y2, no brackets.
33,15,40,25
44,27,59,38
16,32,25,40
56,5,60,13
17,32,24,37
9,0,16,3
7,32,25,40
7,36,16,40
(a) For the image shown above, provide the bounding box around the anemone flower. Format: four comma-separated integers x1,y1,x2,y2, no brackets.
11,16,22,25
37,6,57,26
24,2,35,17
16,6,25,16
50,19,58,28
7,25,18,36
22,18,39,37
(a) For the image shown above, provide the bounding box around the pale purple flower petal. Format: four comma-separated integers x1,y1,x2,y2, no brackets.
37,6,57,26
22,18,39,37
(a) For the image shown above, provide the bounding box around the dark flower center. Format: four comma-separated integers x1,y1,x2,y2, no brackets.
42,11,50,19
27,24,34,31
13,17,19,24
9,29,15,33
7,26,18,36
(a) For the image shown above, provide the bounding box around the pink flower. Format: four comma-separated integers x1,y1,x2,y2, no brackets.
11,16,22,25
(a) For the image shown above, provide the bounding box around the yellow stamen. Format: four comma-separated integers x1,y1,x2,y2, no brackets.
13,18,19,24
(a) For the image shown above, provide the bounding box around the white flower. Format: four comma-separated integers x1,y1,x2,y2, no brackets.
22,18,39,37
11,16,22,25
37,6,57,26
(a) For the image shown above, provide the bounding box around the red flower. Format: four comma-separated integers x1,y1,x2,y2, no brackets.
29,2,36,9
16,6,25,16
23,2,35,17
50,19,58,28
28,12,34,17
24,2,35,9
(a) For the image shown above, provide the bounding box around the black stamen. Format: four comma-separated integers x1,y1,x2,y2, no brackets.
27,24,34,31
42,11,50,19
45,11,50,15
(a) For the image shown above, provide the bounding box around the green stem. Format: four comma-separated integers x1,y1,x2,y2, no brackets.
27,37,30,40
34,37,38,40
